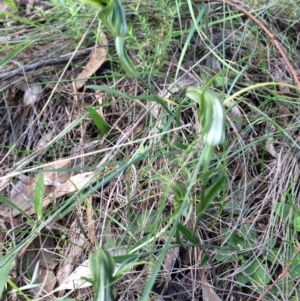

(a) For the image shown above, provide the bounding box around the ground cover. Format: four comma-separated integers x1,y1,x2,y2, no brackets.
0,0,300,300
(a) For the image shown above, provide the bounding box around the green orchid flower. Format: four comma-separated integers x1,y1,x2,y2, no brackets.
187,87,225,146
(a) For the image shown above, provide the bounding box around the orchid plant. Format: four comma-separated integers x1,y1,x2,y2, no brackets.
82,0,137,77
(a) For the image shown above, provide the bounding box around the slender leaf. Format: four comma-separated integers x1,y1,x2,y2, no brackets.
177,223,199,244
0,253,17,297
4,0,18,11
0,40,34,66
215,248,238,263
169,180,187,200
244,259,271,287
197,175,225,216
175,228,183,246
88,107,111,134
0,194,33,221
88,248,115,301
33,173,44,219
87,85,172,115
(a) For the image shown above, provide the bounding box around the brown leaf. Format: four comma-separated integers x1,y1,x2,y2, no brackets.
26,171,96,216
56,223,86,297
202,272,222,301
0,160,71,218
20,233,58,296
86,196,95,245
23,85,43,106
75,33,107,90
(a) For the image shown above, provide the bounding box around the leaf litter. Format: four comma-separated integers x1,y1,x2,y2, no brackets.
0,1,300,300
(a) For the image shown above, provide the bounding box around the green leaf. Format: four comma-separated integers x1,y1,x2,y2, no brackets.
239,224,257,241
33,173,44,219
175,228,183,246
177,223,199,244
288,246,300,280
274,201,293,221
89,248,115,301
87,107,111,134
99,0,128,37
200,254,210,266
115,37,137,77
0,40,34,66
113,254,137,265
169,180,188,214
269,278,294,297
196,175,225,217
131,210,157,234
295,214,300,232
80,0,106,6
236,272,249,285
215,248,238,263
169,180,187,201
0,194,33,221
228,233,244,248
267,247,279,264
199,167,224,182
87,85,172,115
4,0,18,11
244,259,271,287
0,253,17,297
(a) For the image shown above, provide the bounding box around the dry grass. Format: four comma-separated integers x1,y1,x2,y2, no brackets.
0,0,300,300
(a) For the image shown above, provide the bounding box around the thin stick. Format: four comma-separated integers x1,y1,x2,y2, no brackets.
194,0,300,89
256,244,300,301
0,46,109,82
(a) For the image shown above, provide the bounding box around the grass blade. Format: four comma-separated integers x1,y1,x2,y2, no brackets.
87,107,111,134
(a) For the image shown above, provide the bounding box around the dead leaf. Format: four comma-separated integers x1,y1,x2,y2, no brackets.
20,233,58,296
24,85,43,105
75,33,107,90
56,225,87,296
56,258,91,291
56,247,126,292
202,272,222,301
163,247,179,282
0,160,71,218
26,171,96,216
86,196,95,245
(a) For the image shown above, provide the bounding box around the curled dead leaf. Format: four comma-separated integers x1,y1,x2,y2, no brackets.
75,33,107,90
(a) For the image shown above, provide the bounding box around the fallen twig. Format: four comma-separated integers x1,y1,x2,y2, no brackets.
0,46,109,82
194,0,300,90
256,244,300,301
